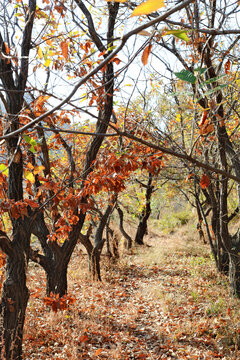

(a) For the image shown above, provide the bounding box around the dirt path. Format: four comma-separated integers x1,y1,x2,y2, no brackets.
23,229,239,359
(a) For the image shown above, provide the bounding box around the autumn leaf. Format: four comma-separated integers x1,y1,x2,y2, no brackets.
79,334,88,343
131,0,165,17
60,41,68,60
185,173,194,183
0,164,8,177
138,30,152,36
141,44,152,66
95,348,103,356
165,29,190,42
224,59,231,74
33,165,45,175
200,174,210,189
4,42,10,54
37,46,43,59
25,171,35,184
44,58,51,67
198,110,208,127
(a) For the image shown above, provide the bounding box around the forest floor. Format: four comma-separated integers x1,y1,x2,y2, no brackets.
23,221,240,360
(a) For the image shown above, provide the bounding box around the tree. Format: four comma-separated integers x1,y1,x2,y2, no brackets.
110,0,240,296
0,1,196,357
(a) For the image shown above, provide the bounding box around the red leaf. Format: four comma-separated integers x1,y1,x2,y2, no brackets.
79,334,88,343
200,174,210,189
141,44,152,66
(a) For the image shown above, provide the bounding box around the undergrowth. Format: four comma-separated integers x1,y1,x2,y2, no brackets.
22,221,240,359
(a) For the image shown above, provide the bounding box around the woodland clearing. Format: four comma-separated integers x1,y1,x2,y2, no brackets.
23,220,240,360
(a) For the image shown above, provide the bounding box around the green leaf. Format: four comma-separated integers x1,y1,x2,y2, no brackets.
194,67,207,75
23,135,37,153
199,74,227,89
197,84,228,102
165,30,190,42
174,69,196,84
0,164,8,177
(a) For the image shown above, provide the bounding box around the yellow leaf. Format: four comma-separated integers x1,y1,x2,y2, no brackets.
48,50,55,57
44,58,51,67
37,46,43,59
131,0,165,17
33,165,45,175
25,171,35,184
0,164,8,177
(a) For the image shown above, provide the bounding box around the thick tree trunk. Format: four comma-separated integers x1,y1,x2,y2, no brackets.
0,226,31,360
0,255,29,359
46,262,68,297
91,247,102,281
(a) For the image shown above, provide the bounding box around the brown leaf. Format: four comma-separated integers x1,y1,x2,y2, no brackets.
224,59,231,74
60,41,68,60
141,44,152,66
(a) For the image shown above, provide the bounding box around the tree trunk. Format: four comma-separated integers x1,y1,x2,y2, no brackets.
229,251,240,297
91,247,102,281
228,231,240,297
46,262,68,297
0,226,31,360
135,173,153,245
91,205,113,281
116,205,132,249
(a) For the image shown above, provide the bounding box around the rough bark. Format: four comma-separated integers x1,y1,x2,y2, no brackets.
116,204,132,249
135,173,153,245
0,2,36,357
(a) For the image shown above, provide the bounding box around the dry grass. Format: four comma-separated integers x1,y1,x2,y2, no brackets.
22,221,240,359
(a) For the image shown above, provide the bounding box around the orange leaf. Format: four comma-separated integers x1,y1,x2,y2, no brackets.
185,173,194,182
200,174,210,189
225,59,231,74
60,41,68,60
141,44,152,66
4,42,10,55
95,348,103,356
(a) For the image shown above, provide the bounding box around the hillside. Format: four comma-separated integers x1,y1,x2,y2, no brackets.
23,223,240,360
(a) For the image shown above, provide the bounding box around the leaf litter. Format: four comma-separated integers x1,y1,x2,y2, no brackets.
23,225,240,359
